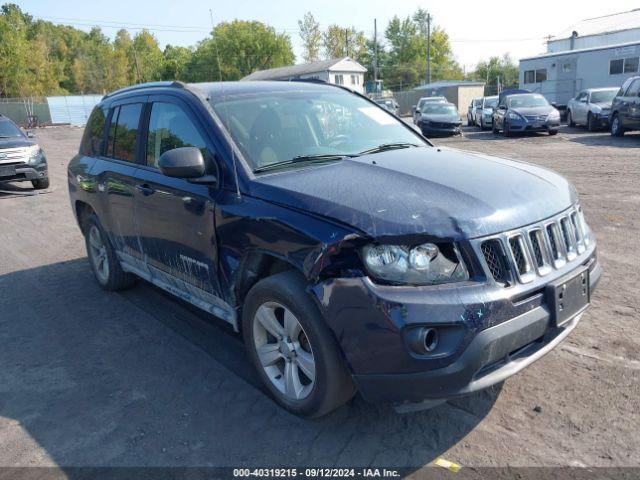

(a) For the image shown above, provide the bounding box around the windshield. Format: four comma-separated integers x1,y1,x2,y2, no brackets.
422,104,458,115
508,94,549,108
211,89,427,171
0,120,23,138
590,90,617,104
484,98,498,108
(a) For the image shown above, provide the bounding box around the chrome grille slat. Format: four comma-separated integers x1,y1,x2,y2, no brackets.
479,206,590,287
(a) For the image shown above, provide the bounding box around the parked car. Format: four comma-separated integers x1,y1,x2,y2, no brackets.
417,102,462,137
474,96,498,130
412,96,448,124
0,114,49,190
69,80,601,418
610,76,640,137
467,98,481,126
375,98,400,116
567,88,618,131
493,93,561,136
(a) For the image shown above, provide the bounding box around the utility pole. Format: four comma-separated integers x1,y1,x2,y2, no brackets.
426,13,432,84
345,28,349,56
373,19,378,82
209,9,223,82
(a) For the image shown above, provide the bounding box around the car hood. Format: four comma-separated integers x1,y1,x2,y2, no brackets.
0,137,34,149
510,106,556,117
248,147,576,240
421,113,461,123
592,102,612,110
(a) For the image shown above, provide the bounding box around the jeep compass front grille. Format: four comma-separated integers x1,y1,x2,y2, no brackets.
481,240,510,286
479,206,590,286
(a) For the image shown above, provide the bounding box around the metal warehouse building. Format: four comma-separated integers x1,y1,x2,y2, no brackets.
520,9,640,107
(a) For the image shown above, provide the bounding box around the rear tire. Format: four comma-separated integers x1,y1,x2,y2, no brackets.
610,114,625,137
31,177,49,190
548,129,558,136
84,213,135,291
567,110,575,127
242,271,356,418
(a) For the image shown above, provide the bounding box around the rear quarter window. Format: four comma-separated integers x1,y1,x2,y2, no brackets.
80,106,107,156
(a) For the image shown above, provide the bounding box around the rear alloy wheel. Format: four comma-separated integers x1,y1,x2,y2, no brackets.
610,114,624,137
242,271,356,417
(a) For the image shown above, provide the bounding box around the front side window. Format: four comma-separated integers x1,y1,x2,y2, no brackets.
626,79,640,97
146,102,208,169
80,106,107,156
210,88,427,171
106,103,142,162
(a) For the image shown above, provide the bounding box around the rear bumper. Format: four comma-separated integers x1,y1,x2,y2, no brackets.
352,261,601,404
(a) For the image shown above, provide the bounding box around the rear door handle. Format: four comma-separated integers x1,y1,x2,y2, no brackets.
135,184,155,196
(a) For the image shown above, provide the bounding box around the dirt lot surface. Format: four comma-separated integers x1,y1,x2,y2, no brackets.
0,125,638,473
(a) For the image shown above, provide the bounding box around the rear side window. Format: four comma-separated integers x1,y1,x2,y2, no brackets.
106,103,142,162
146,102,208,169
80,106,107,156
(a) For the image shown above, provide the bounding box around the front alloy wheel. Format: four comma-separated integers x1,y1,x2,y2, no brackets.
253,301,316,400
88,224,110,285
611,114,624,137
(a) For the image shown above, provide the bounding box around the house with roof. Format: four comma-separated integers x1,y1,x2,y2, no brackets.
242,57,367,94
519,9,640,107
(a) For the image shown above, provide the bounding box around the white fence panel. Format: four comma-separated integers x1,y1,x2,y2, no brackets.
46,95,103,126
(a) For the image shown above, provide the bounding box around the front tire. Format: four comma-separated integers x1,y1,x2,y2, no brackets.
567,110,575,127
84,214,135,291
587,113,595,132
492,120,499,134
242,271,356,418
503,121,512,137
611,114,625,137
548,129,558,136
31,177,49,190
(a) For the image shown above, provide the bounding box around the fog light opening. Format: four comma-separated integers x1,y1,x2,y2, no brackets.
423,328,439,353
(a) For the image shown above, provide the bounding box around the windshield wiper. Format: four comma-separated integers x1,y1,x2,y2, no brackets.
253,154,351,173
357,142,420,156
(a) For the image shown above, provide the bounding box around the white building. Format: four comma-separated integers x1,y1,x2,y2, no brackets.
519,9,640,107
242,57,367,94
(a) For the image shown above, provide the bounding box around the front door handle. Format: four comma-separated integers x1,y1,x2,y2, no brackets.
135,184,155,196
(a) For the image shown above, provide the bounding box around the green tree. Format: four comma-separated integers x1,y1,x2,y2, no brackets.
162,45,192,80
298,12,321,63
471,54,519,94
322,24,366,60
383,9,462,89
130,30,163,83
185,20,294,81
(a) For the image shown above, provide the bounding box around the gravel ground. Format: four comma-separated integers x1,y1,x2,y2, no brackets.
0,125,638,473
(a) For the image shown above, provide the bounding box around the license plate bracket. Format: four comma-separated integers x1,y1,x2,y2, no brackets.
547,267,590,327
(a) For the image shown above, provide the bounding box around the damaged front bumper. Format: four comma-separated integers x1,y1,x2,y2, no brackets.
313,244,601,405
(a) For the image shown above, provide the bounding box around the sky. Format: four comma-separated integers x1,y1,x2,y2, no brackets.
17,0,640,71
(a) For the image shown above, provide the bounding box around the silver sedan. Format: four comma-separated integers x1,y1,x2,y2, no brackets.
567,88,619,131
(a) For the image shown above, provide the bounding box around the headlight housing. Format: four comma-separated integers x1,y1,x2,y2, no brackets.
362,242,469,285
26,145,42,165
548,109,560,120
507,112,522,120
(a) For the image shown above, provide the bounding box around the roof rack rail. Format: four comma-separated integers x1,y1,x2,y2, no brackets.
103,81,186,100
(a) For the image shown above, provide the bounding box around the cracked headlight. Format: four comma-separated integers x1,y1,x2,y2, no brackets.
362,242,469,285
26,145,42,165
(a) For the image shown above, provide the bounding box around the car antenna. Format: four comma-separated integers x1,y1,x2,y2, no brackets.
210,8,241,200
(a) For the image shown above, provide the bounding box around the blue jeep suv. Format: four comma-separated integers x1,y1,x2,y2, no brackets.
68,81,601,417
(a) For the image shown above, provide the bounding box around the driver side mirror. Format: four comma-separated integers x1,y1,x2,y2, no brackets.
159,147,206,179
26,130,35,138
498,105,507,111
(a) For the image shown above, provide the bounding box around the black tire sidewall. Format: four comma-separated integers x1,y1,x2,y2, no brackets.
84,214,132,291
242,271,354,417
